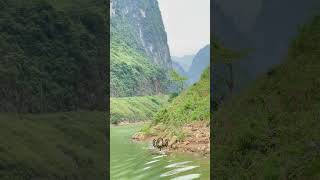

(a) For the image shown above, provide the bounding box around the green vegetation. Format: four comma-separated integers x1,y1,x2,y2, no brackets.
110,95,169,124
110,0,171,97
0,1,107,179
213,14,320,179
110,38,169,97
169,70,188,93
154,67,210,127
0,112,107,180
0,0,107,112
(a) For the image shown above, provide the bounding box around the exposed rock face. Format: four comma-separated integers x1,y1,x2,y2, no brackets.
110,0,172,97
111,0,172,69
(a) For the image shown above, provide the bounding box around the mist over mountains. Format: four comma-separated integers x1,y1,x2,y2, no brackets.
171,55,195,72
187,45,210,84
172,45,210,86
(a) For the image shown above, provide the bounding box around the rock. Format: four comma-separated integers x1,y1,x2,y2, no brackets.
168,136,178,147
171,144,177,149
195,133,202,139
132,132,146,140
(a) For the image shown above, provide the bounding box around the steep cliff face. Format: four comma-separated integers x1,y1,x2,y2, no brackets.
110,0,172,97
111,0,171,68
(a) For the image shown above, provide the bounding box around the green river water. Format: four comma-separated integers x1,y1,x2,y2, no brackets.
110,124,210,180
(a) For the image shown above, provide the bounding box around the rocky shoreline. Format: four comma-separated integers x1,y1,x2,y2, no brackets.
132,121,210,157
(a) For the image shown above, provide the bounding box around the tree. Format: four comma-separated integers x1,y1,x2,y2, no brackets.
169,70,188,93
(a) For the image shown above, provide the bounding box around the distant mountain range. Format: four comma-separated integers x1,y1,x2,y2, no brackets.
172,61,187,77
171,55,195,72
172,45,210,85
187,45,210,84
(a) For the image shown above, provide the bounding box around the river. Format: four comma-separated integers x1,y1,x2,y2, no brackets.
110,124,210,180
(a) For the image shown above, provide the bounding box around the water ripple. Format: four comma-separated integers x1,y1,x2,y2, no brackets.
145,159,160,165
165,161,192,168
152,155,167,159
142,166,152,170
171,174,201,180
160,166,199,177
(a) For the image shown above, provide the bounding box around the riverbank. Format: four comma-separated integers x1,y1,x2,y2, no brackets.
111,124,210,179
111,120,147,126
132,121,210,157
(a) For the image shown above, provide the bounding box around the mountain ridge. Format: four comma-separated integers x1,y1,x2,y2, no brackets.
110,0,172,97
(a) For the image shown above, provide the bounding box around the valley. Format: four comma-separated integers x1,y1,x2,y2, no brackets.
110,0,210,179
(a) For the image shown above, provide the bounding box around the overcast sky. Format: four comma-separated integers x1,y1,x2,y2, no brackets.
158,0,210,57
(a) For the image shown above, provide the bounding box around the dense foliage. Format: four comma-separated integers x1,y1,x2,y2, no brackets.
110,37,169,97
154,67,210,126
0,112,107,180
0,0,107,113
110,95,169,124
213,14,320,179
110,0,172,97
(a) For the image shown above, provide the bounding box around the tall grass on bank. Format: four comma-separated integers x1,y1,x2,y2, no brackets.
110,95,169,124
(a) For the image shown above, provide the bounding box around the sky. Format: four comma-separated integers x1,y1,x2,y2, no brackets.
158,0,210,57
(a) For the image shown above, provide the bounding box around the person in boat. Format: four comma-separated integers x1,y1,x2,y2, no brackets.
153,137,169,151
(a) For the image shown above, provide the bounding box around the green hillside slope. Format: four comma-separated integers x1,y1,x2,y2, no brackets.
0,112,107,180
0,0,107,112
110,39,168,97
155,67,210,126
110,95,169,124
213,14,320,179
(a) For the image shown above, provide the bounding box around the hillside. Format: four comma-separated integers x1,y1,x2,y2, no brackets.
213,14,320,179
133,67,210,155
0,112,107,180
214,0,318,94
110,0,172,97
0,1,108,179
155,67,210,126
187,45,210,84
110,95,169,124
0,0,107,112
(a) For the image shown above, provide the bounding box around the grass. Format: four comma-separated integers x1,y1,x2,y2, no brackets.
212,14,320,179
0,111,107,180
110,95,169,124
154,67,210,127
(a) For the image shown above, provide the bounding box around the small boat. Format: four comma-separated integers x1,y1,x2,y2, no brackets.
153,137,169,151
